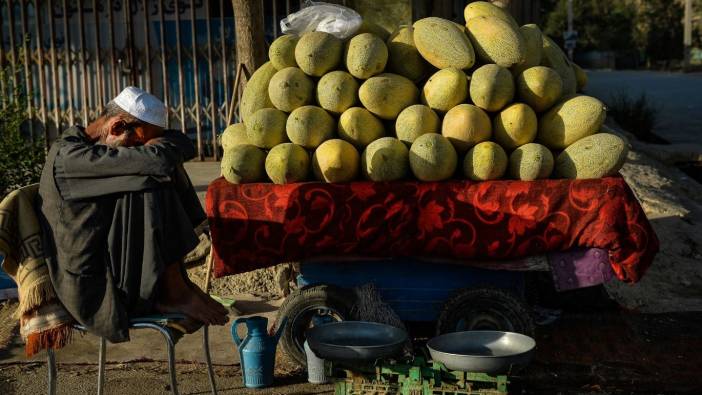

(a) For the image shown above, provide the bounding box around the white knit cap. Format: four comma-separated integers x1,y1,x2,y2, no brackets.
113,86,167,128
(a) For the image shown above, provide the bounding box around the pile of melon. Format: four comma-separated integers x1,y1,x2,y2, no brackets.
221,1,628,185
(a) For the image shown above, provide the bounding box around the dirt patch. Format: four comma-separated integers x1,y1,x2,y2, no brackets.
0,301,18,350
188,264,289,300
605,126,702,313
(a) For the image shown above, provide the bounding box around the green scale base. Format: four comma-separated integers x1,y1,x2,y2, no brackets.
328,357,509,395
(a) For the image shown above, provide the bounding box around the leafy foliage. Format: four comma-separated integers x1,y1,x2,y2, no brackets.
542,0,688,65
0,69,45,198
635,0,684,65
543,0,637,52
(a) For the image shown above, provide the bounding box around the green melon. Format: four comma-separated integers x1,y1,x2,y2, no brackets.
395,104,440,146
361,137,410,181
555,133,629,179
269,35,299,70
409,133,458,181
345,33,388,79
463,141,508,181
359,73,419,120
312,139,360,183
244,108,288,149
356,20,391,41
286,105,335,149
537,95,606,149
220,123,249,150
572,62,588,92
386,26,429,82
421,68,469,112
265,143,310,184
239,62,277,123
541,35,577,96
469,64,515,112
413,17,476,70
338,107,385,148
268,67,314,112
295,31,343,77
442,104,492,153
317,71,359,115
508,143,554,180
511,24,543,75
221,145,266,184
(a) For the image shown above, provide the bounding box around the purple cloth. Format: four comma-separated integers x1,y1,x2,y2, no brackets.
548,248,615,291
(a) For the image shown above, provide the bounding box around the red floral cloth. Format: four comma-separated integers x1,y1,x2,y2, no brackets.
206,176,658,283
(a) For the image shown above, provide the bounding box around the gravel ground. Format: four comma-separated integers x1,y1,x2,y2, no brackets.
0,362,332,395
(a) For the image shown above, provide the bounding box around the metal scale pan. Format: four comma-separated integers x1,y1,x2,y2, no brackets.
427,330,536,374
305,321,408,362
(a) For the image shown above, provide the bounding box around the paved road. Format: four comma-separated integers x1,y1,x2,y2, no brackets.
585,70,702,144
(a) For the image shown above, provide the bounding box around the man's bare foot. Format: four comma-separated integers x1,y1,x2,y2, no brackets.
155,262,229,325
183,275,229,318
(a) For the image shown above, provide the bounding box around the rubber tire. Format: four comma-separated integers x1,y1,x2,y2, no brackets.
276,284,356,367
435,287,535,337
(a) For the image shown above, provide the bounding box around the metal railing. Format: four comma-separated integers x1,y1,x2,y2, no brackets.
0,0,319,160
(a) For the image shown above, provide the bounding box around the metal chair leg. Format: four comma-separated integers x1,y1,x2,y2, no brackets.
203,325,217,395
132,323,179,395
97,337,106,395
47,349,57,395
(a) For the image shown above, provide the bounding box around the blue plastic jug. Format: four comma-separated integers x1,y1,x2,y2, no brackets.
231,316,287,388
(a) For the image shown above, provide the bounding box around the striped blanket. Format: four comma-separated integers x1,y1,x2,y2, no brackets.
0,184,74,356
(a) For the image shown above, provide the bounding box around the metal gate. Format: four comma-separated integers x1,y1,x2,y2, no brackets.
0,0,320,160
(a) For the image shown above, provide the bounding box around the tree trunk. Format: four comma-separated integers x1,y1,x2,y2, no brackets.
231,0,267,96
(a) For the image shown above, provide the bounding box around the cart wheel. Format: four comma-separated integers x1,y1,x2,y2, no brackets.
276,284,356,367
435,287,535,337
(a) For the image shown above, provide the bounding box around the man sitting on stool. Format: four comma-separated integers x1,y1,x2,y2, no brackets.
38,87,228,343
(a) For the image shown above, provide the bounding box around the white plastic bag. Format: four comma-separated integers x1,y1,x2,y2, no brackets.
280,1,362,40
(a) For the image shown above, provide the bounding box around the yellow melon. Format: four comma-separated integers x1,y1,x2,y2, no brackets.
221,145,266,184
465,16,526,68
317,71,359,114
345,33,388,79
555,133,629,179
338,107,385,148
537,95,606,149
361,137,410,181
386,26,429,82
469,64,515,112
286,105,335,149
268,67,314,112
409,133,458,181
508,143,554,180
463,141,508,181
269,35,299,70
312,139,360,183
493,103,538,150
516,66,563,112
413,17,475,70
395,104,440,146
441,104,492,153
220,123,249,150
244,108,288,149
239,62,277,123
422,68,469,112
358,73,419,120
265,143,310,184
295,31,343,77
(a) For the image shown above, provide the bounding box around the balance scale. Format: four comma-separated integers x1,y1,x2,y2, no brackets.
306,322,535,395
